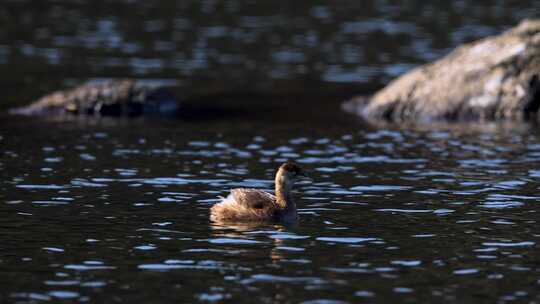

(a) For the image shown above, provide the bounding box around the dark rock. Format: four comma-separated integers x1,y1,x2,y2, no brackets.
10,79,180,117
343,19,540,122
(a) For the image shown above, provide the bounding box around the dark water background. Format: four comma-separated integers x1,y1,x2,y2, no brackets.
1,1,540,109
2,1,540,303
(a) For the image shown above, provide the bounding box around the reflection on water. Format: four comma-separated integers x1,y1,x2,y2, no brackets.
1,111,540,303
2,1,539,108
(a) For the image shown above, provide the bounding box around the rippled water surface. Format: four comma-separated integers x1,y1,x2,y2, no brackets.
3,2,540,302
2,109,540,303
2,1,539,109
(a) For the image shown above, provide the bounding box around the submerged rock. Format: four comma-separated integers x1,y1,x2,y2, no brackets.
343,19,540,122
10,79,180,117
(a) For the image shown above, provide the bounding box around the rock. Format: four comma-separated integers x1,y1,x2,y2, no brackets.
343,19,540,122
10,79,180,117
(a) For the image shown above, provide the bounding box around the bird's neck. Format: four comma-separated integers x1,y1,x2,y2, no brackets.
275,175,295,210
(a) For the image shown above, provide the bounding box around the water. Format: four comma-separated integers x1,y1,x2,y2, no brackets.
2,1,539,109
2,107,540,303
3,1,540,303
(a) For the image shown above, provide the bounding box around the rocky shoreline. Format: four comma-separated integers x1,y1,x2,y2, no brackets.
10,19,540,124
10,79,180,117
343,19,540,123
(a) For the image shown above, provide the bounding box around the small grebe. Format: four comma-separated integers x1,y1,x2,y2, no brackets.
210,162,307,222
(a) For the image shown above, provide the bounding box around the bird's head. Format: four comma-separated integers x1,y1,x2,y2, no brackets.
276,162,309,189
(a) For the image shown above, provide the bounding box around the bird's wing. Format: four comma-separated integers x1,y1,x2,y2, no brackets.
231,188,276,209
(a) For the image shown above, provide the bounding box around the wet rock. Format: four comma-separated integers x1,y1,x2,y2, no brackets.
343,19,540,122
10,79,180,117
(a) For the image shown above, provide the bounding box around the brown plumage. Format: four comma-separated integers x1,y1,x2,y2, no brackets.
210,162,307,222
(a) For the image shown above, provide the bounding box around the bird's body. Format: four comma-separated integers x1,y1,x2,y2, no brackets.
210,162,306,222
210,188,292,222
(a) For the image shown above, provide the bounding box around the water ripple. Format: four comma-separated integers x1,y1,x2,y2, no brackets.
316,237,379,244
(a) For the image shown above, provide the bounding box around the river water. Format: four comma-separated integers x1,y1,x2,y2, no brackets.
2,1,540,109
2,1,540,303
2,108,540,303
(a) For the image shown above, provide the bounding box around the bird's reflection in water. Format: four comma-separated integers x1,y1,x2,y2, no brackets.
209,220,298,262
